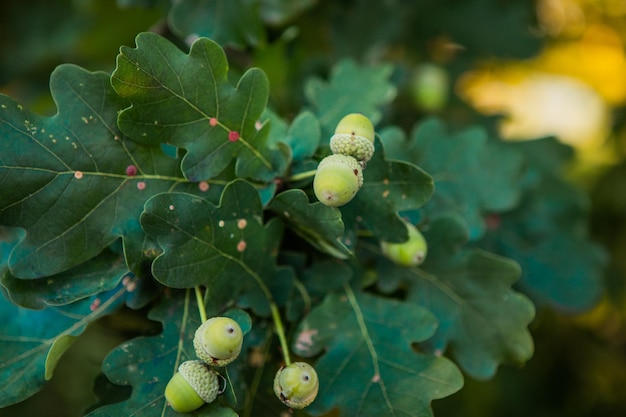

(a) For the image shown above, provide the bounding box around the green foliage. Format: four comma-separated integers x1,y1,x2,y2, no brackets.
0,1,609,416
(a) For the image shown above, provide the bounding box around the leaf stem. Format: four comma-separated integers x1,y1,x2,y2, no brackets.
194,286,208,323
270,302,291,366
284,169,317,182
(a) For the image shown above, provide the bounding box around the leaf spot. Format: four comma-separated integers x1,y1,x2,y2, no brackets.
169,205,175,211
1,104,6,109
228,131,240,142
383,178,389,185
90,298,101,311
237,218,247,229
74,171,83,179
283,211,290,218
218,220,225,227
126,165,138,176
209,117,218,126
255,120,262,130
198,181,209,192
295,329,318,352
237,240,247,252
382,190,390,198
371,373,380,383
137,181,146,190
81,116,89,124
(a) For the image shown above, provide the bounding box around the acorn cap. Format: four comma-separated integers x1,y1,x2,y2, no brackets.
330,133,375,162
165,360,219,413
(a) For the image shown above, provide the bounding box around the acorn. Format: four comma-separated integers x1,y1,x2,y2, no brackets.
273,362,319,409
380,220,428,267
164,360,220,413
193,316,244,367
313,154,363,207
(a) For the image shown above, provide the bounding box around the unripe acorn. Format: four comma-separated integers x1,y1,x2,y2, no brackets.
273,362,319,409
380,221,428,267
165,360,220,413
329,113,376,162
193,317,243,366
313,154,363,207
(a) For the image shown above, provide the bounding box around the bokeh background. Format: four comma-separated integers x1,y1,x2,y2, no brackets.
1,0,626,416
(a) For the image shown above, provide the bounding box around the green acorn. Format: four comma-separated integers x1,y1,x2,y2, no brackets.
329,113,376,162
165,360,220,413
313,154,363,207
380,221,428,267
193,317,243,367
273,362,319,409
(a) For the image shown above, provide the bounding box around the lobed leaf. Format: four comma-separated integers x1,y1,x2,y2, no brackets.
292,288,463,417
305,59,397,140
381,119,526,240
343,138,434,244
268,189,351,259
0,64,186,278
393,215,536,380
141,180,284,315
112,32,288,182
0,284,128,407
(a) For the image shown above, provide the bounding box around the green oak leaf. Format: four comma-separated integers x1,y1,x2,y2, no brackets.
0,284,128,407
87,290,244,417
343,138,434,244
381,119,526,240
292,288,463,417
112,32,288,182
169,0,265,48
0,64,186,278
0,249,128,310
397,215,536,380
305,59,396,139
480,138,606,311
141,180,283,314
268,189,351,259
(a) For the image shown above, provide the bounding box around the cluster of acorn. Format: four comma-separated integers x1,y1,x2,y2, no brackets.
313,113,376,207
164,316,319,413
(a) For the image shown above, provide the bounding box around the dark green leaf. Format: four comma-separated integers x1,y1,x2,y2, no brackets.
343,138,434,244
169,0,265,48
0,64,185,278
305,59,396,140
292,288,463,416
381,119,526,239
399,215,536,380
141,180,283,314
268,189,351,259
112,32,288,182
0,285,127,407
1,249,128,310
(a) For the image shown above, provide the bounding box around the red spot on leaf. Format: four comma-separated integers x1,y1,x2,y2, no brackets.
228,131,240,142
126,165,137,176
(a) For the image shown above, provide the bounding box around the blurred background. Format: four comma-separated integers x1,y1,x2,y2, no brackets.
1,0,626,416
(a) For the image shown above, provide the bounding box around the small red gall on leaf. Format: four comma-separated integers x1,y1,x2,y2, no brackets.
237,218,247,230
74,171,83,179
137,181,146,190
237,240,247,252
90,298,101,312
228,131,240,142
126,165,137,176
371,373,380,383
209,117,218,126
198,181,210,192
169,205,175,211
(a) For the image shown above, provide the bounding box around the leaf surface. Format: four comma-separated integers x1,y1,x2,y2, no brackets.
378,215,536,380
0,284,128,407
141,180,283,314
305,59,396,139
293,288,463,417
0,64,185,278
112,32,288,182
